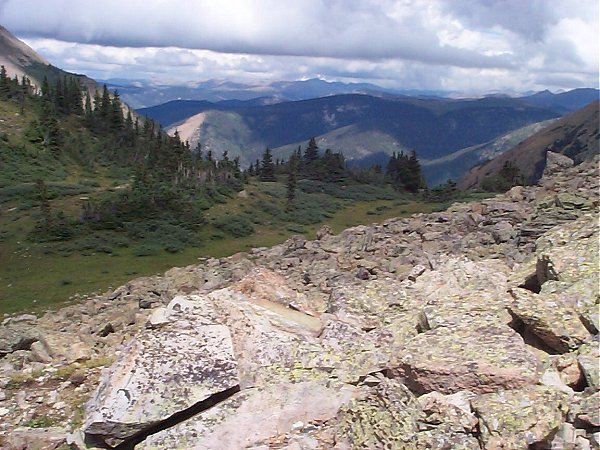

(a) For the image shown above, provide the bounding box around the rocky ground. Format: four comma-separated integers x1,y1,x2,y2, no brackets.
0,152,598,450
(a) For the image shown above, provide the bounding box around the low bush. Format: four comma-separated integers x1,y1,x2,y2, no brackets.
212,215,255,237
132,244,160,257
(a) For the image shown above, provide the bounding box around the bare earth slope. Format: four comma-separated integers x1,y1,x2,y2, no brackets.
0,25,99,94
0,25,49,81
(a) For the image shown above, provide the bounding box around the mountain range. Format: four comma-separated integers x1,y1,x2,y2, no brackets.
104,77,451,109
1,24,598,188
139,89,598,185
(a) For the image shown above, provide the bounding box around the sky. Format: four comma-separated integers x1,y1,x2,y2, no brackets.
0,0,598,94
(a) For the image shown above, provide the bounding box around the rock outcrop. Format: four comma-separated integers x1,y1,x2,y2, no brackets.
0,156,598,449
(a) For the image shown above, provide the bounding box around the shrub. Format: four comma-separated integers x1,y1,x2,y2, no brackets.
132,244,160,257
212,215,255,237
286,223,306,233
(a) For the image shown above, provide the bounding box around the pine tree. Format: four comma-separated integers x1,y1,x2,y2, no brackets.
0,65,10,99
286,153,298,210
404,150,423,192
84,91,93,122
193,141,203,160
68,77,83,115
110,90,123,130
259,147,276,181
303,137,319,165
99,84,111,127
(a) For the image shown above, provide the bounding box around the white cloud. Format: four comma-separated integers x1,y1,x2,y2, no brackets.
1,0,598,93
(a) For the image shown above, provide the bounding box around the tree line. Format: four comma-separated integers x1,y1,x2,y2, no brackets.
249,137,426,209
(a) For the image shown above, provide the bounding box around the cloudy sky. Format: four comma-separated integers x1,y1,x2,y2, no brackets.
1,0,598,93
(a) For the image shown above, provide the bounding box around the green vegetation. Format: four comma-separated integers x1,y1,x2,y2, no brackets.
0,71,490,316
481,160,525,192
24,415,58,428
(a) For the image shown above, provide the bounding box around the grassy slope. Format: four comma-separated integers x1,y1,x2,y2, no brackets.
0,97,486,316
0,175,455,315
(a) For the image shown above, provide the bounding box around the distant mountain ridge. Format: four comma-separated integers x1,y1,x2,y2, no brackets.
138,89,598,185
519,88,600,114
107,77,447,109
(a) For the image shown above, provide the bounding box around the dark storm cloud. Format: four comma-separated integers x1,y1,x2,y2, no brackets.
0,0,512,68
438,0,558,41
0,0,597,93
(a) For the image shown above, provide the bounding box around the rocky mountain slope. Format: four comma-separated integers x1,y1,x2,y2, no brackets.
421,118,557,186
0,25,49,82
0,25,98,93
0,151,598,449
459,100,600,189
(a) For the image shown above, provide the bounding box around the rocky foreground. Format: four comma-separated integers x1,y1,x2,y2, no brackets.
0,152,598,449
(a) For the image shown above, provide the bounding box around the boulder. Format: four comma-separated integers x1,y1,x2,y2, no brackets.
508,287,590,353
84,322,239,442
577,342,600,388
1,426,67,450
411,257,513,330
336,379,422,449
543,151,574,178
326,278,420,333
0,324,40,356
29,341,53,364
232,267,316,316
336,379,480,449
472,386,569,449
393,324,541,395
570,390,600,430
140,382,356,449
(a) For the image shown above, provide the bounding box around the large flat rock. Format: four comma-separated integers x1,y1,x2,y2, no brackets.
509,287,590,353
140,381,356,449
393,325,541,394
83,323,239,441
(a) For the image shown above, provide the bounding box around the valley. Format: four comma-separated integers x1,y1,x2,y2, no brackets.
0,8,598,450
0,25,597,317
1,167,466,315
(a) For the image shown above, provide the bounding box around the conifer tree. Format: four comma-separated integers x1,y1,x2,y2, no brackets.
0,66,10,99
259,147,276,181
193,141,202,159
99,84,111,126
404,150,424,192
110,91,123,130
286,153,298,210
303,137,319,165
68,77,83,115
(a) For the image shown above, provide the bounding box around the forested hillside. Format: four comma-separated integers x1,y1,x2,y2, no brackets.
459,100,600,190
2,67,470,314
139,90,597,177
